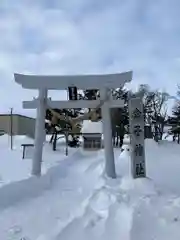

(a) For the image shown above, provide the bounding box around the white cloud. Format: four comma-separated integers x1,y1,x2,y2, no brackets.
0,0,180,116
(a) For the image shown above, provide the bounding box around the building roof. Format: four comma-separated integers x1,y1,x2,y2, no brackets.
0,109,36,119
81,120,103,134
0,112,36,120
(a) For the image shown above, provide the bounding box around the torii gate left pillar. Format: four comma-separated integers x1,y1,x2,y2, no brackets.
32,88,47,176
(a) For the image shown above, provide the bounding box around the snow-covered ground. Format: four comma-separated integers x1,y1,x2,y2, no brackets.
0,134,76,186
0,135,180,239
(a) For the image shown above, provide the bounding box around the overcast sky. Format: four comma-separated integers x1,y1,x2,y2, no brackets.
0,0,180,116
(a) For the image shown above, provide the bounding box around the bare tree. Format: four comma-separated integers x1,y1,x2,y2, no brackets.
137,84,154,125
151,91,169,140
136,84,169,141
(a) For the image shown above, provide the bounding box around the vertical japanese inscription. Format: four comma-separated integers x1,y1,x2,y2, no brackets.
129,97,146,178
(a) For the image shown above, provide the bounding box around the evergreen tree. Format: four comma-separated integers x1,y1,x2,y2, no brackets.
169,104,180,143
167,85,180,143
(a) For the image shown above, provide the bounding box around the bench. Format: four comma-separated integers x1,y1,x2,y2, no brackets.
21,143,34,159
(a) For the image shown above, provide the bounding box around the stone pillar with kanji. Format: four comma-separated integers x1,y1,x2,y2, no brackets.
129,96,146,178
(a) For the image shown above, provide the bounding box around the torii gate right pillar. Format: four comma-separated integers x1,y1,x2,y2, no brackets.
100,88,116,178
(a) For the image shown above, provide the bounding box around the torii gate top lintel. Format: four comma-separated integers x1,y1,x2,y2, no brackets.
14,71,133,90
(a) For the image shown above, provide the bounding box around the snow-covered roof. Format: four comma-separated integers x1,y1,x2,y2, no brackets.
81,120,103,134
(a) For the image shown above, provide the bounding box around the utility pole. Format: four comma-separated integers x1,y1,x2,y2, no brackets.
10,107,13,150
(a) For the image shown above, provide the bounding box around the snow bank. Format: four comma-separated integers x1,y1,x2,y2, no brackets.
0,149,78,210
0,134,70,185
0,149,106,240
2,137,180,239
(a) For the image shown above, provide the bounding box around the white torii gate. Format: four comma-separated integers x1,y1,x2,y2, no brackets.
14,71,133,178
